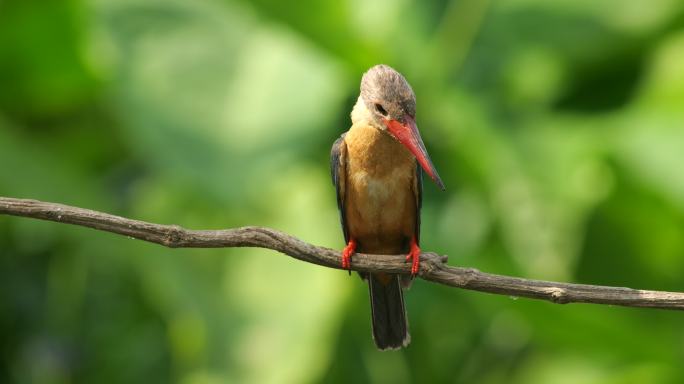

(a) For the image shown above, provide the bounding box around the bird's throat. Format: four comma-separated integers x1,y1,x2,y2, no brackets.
345,123,414,179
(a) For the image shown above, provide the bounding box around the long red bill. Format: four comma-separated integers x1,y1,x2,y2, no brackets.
385,116,445,190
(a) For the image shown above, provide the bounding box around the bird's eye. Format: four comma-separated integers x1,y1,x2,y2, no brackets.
374,103,388,117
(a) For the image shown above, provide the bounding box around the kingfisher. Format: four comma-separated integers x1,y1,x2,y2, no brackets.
331,64,445,350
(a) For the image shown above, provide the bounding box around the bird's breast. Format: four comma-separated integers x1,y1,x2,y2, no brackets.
343,123,417,254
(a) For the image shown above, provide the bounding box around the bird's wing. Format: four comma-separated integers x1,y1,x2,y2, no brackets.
414,162,423,245
331,134,349,242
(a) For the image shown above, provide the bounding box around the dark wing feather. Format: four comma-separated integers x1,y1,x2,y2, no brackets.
414,162,423,245
331,134,348,242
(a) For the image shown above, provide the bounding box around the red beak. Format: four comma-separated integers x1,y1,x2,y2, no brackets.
385,116,445,190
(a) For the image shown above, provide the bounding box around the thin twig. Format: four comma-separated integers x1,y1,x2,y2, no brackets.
2,197,684,310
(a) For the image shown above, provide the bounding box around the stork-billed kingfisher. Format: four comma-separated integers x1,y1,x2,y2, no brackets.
331,64,445,350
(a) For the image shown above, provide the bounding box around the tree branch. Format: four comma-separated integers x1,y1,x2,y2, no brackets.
2,196,684,310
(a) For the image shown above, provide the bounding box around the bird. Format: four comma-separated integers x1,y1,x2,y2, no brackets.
330,64,445,350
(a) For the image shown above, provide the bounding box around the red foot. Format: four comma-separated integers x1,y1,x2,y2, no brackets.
406,237,421,276
341,239,357,274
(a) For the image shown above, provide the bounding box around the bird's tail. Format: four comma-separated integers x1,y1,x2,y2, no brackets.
368,273,410,350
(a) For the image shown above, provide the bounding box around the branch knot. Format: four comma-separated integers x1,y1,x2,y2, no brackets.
547,287,570,304
163,225,184,248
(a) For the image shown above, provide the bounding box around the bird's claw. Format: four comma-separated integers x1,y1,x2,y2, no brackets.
341,239,357,275
406,239,421,276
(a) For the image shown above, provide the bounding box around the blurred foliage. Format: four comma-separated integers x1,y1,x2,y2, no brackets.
1,0,684,382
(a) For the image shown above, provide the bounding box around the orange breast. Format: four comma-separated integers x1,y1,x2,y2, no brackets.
343,123,418,254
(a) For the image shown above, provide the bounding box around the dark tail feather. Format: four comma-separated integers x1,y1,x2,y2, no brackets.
368,273,410,350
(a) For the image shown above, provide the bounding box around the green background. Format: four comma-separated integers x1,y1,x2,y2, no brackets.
2,0,684,382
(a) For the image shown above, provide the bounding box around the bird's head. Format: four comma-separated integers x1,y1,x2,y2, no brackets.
360,64,445,190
